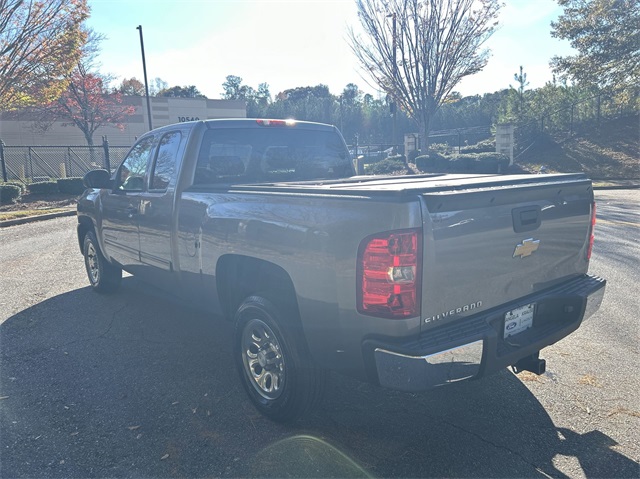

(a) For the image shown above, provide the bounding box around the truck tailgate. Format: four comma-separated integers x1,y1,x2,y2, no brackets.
420,175,594,331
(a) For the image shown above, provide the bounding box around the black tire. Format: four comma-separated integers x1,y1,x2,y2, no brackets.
83,230,122,293
234,295,325,422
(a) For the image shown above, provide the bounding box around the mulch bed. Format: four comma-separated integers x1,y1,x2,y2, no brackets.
0,193,78,213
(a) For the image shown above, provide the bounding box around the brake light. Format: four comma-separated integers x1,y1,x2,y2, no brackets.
357,229,422,319
256,119,296,127
587,201,596,260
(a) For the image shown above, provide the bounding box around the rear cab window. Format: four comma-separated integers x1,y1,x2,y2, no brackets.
193,126,353,185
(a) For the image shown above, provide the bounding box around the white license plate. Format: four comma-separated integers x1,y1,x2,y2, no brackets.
504,303,535,338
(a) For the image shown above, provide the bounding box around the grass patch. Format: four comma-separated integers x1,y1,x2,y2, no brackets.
592,181,617,187
0,208,70,221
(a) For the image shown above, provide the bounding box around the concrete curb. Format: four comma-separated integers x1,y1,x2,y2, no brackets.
593,184,640,190
0,209,76,228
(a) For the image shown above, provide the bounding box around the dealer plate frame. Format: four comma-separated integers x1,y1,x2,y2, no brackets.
504,303,535,338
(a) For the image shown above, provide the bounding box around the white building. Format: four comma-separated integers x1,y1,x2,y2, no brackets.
0,96,246,147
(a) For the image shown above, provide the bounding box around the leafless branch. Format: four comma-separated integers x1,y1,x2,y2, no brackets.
348,0,502,145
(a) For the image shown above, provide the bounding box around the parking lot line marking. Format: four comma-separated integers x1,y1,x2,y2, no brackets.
597,219,639,227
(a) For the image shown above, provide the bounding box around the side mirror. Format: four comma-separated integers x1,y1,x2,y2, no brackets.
83,169,113,189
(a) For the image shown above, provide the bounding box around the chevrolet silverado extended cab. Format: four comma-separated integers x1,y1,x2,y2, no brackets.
78,119,606,421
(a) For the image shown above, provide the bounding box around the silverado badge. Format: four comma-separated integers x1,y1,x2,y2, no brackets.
513,238,540,258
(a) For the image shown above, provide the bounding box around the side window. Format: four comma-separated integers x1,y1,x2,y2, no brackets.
118,136,155,191
150,131,181,191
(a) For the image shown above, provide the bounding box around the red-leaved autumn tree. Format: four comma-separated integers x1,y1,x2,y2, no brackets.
45,65,135,146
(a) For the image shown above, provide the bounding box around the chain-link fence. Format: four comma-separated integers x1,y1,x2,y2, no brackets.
349,126,493,160
0,139,130,183
425,126,493,154
514,87,639,159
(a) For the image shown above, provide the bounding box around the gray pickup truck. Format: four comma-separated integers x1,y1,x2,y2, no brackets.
78,119,606,421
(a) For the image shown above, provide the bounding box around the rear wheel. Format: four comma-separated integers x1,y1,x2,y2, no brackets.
234,295,325,422
83,231,122,293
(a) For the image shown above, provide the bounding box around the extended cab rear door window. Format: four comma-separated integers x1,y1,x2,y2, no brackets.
193,128,352,184
149,131,182,191
117,136,155,191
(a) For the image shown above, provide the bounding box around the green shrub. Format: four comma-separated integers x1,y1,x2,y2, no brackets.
429,151,449,163
428,143,450,154
407,150,421,163
460,139,495,154
367,158,406,175
57,177,85,195
1,180,27,193
449,152,510,174
448,155,474,172
415,152,510,174
472,152,510,173
28,181,59,195
415,153,449,172
386,154,406,163
415,155,429,170
0,184,22,204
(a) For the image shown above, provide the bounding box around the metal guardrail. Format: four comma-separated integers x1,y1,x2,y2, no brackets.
0,138,130,183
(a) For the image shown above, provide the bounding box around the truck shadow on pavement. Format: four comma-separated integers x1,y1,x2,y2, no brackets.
1,278,637,478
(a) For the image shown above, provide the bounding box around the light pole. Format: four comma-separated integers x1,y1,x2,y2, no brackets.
136,25,153,131
387,13,397,153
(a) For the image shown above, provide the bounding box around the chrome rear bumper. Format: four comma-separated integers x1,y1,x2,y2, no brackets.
370,274,606,392
583,282,606,322
375,340,483,391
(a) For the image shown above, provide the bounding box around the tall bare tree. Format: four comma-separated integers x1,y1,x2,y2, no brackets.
0,0,89,110
349,0,502,147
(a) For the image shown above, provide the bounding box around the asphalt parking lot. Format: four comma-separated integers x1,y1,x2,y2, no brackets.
0,189,638,478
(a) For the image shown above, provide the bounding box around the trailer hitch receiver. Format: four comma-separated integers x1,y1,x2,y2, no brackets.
512,352,546,375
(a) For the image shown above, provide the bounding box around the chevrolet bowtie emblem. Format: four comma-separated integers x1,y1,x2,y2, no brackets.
513,238,540,258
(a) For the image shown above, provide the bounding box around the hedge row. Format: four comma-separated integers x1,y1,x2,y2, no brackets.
26,177,86,195
459,139,496,154
415,152,510,174
28,181,59,194
366,156,407,175
0,184,22,204
57,177,86,195
0,177,86,203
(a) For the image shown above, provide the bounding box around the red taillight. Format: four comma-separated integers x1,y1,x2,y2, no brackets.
587,201,596,260
357,229,422,319
256,119,296,127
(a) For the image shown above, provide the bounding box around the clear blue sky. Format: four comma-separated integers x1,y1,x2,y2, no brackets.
86,0,575,99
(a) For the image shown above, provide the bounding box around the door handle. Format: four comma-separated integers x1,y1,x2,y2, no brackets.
126,206,138,219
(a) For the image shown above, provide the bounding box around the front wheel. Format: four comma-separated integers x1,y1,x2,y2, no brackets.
83,230,122,293
234,296,325,422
